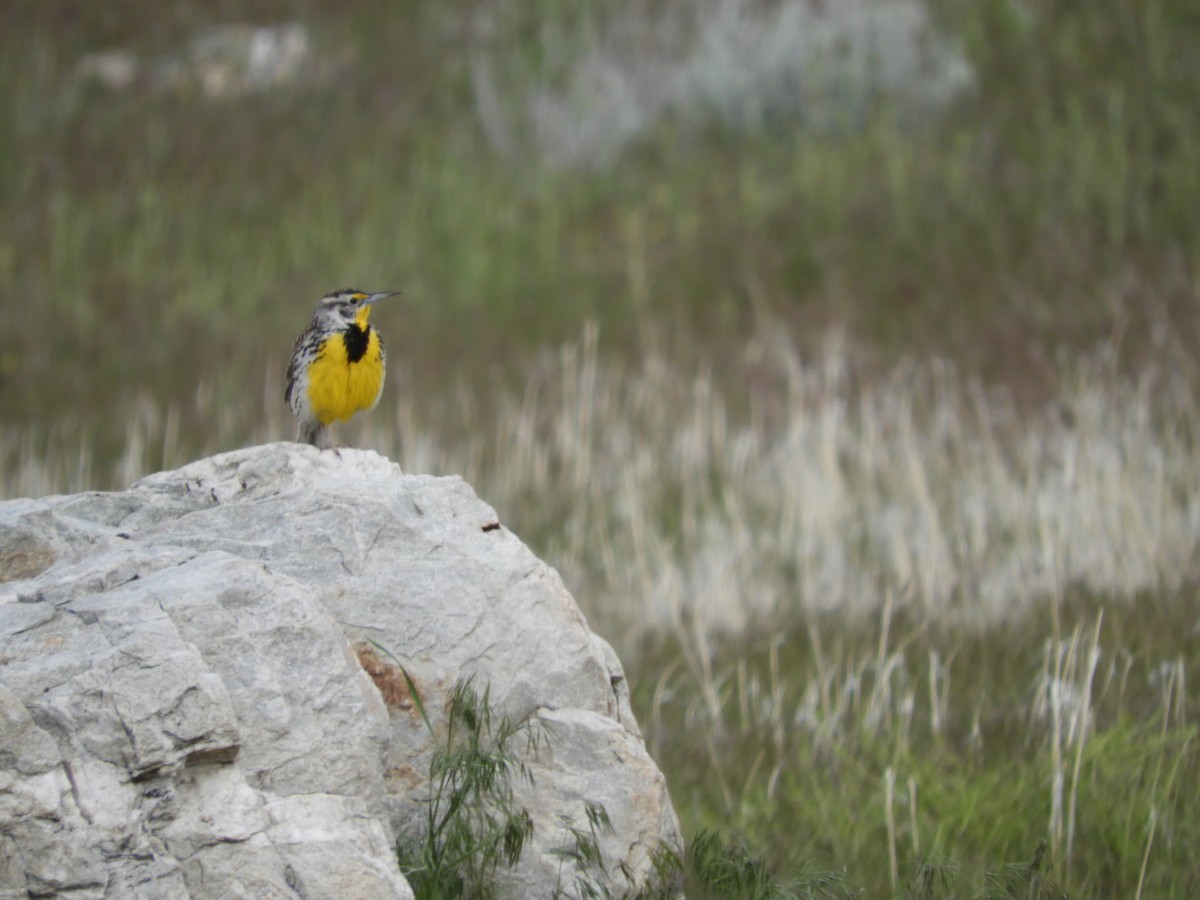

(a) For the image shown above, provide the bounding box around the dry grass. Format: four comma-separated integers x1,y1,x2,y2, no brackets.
6,326,1198,644
401,326,1198,645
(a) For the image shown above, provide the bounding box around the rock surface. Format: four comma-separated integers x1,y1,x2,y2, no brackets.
0,443,681,899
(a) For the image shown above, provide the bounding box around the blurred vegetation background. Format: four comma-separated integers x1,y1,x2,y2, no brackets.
2,0,1199,895
3,0,1197,472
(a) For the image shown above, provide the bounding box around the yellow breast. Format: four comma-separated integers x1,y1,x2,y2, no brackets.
305,330,386,425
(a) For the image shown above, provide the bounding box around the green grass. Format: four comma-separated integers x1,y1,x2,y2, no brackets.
633,594,1199,896
387,644,1197,896
397,676,538,899
3,0,1200,470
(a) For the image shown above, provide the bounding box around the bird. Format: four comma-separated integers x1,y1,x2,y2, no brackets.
285,288,398,449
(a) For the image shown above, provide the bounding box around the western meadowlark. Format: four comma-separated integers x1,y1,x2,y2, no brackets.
285,288,398,449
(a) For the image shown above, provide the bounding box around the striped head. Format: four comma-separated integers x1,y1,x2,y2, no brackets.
310,288,398,332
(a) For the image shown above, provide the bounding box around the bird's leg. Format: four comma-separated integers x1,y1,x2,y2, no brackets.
313,425,344,458
300,421,336,452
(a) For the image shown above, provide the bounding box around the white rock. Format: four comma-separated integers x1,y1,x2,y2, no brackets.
72,23,321,100
0,443,681,898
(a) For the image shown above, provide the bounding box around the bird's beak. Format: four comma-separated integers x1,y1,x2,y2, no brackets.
364,291,399,305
